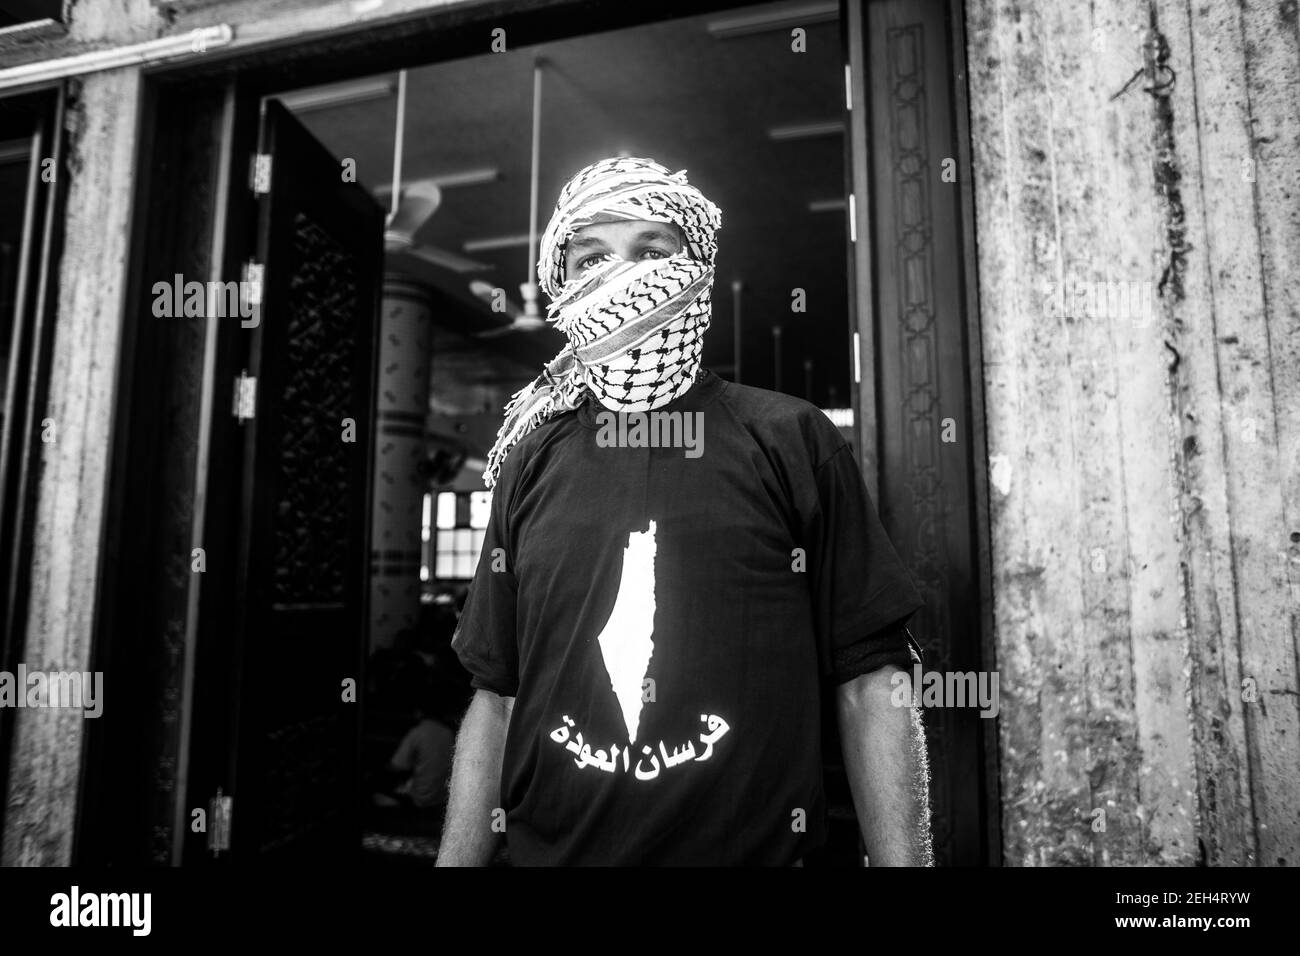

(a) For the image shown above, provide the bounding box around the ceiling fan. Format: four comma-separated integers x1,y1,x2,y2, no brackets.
459,58,552,338
383,70,492,276
384,178,492,274
467,279,546,337
384,67,551,340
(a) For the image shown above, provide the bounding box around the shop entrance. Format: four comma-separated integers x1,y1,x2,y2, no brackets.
78,0,996,866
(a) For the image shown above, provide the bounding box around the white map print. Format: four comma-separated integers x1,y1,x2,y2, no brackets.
597,520,657,742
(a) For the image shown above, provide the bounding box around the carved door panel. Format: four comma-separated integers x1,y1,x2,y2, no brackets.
845,0,996,865
226,99,383,860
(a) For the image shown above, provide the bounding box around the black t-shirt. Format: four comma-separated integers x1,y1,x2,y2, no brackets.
451,369,924,865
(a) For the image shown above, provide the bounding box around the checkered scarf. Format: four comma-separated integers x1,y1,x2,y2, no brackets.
483,157,722,489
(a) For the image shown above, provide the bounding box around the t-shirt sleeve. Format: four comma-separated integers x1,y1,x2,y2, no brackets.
450,481,520,699
805,443,925,682
827,621,926,686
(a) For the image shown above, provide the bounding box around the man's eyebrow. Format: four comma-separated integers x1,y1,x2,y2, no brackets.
567,235,611,251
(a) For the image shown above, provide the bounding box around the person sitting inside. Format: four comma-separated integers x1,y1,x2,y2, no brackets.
375,691,456,824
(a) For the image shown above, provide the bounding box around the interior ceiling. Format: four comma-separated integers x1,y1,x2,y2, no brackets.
291,0,850,407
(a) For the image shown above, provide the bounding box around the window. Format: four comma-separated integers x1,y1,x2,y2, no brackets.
422,490,489,583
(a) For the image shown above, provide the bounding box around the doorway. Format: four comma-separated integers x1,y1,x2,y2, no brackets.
287,4,859,865
79,0,995,866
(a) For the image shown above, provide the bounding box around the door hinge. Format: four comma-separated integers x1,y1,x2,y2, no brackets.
242,260,264,308
251,152,272,195
208,787,233,857
232,370,256,422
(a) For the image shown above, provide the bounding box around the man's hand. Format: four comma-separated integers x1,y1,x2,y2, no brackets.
436,689,514,866
836,665,934,866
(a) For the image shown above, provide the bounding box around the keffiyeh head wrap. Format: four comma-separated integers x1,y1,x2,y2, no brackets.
483,156,722,489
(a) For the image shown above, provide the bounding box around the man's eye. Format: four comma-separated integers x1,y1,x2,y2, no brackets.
639,248,670,261
575,254,610,271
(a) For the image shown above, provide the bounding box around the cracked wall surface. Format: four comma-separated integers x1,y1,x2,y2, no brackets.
967,0,1300,865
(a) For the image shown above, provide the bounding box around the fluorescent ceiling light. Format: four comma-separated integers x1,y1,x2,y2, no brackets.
707,1,838,38
275,77,395,112
424,168,500,189
808,198,846,212
768,120,844,141
377,168,501,194
463,234,530,253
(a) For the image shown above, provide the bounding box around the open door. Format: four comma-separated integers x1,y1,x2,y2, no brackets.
843,0,998,865
221,99,383,861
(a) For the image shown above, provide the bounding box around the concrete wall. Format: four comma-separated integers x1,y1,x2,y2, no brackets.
966,0,1300,865
1,64,143,867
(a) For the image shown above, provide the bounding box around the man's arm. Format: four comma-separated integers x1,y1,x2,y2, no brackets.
436,689,514,866
836,665,934,866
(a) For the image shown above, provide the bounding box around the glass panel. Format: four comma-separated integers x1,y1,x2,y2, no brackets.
469,491,491,529
422,492,433,542
454,551,474,579
436,491,457,530
435,552,454,578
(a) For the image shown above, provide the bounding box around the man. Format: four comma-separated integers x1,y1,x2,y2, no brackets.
439,156,932,866
377,690,455,821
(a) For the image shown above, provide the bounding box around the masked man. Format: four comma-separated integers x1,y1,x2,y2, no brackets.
439,157,932,866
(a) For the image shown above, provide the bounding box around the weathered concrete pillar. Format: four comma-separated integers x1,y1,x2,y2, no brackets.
966,0,1299,865
1172,0,1300,868
1,67,144,867
368,276,434,653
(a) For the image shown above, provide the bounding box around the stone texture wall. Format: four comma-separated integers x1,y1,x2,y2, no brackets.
966,0,1300,865
1,66,142,866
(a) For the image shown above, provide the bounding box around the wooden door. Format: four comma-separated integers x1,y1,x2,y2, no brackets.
845,0,998,865
223,99,383,861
